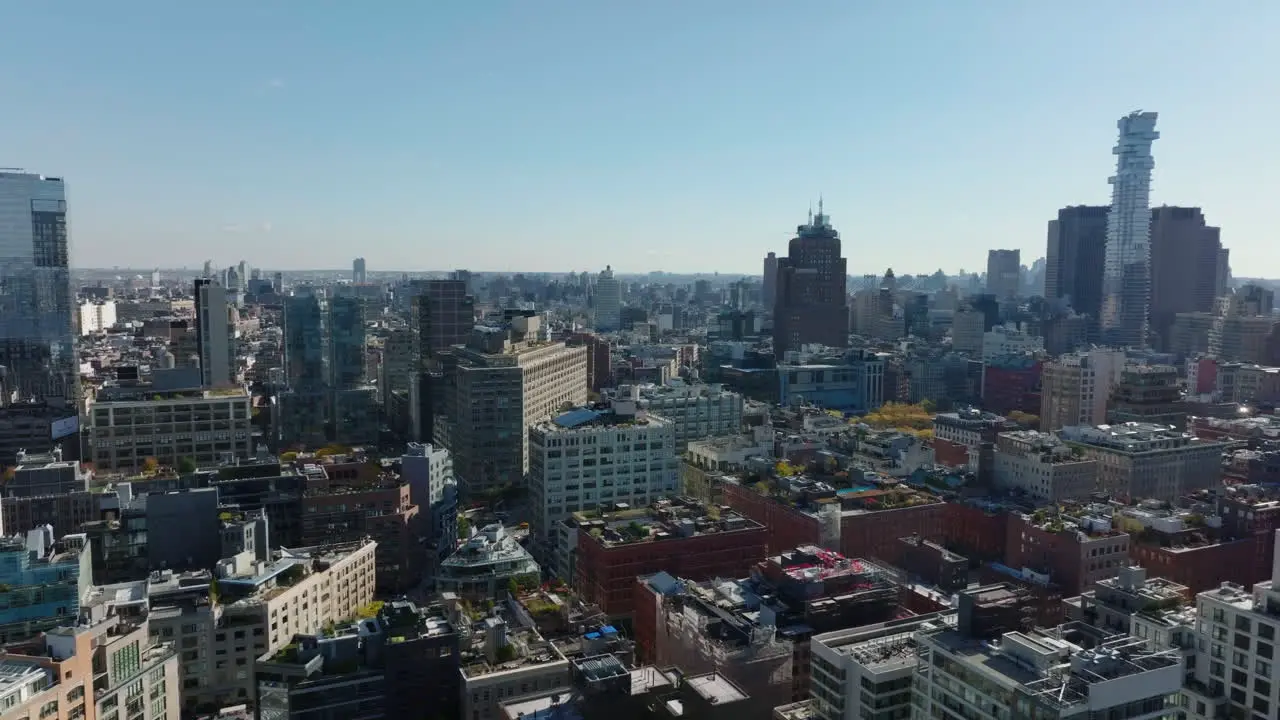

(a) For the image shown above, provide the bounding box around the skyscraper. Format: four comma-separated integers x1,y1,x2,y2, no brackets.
772,202,849,354
283,294,327,391
0,171,76,406
1045,206,1108,320
594,265,621,332
327,295,366,390
411,279,475,362
328,295,377,445
0,171,78,464
762,252,778,310
194,277,235,387
1149,206,1223,351
352,257,367,284
1215,248,1231,297
278,294,329,448
985,249,1021,299
1101,111,1159,348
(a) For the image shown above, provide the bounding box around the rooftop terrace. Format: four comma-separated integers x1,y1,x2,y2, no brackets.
442,524,535,568
1060,422,1227,452
572,497,761,547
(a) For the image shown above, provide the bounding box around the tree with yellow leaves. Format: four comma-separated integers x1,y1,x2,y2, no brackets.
860,402,934,431
1009,411,1040,429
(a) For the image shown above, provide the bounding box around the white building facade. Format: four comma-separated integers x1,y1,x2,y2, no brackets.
528,407,678,554
632,382,744,450
1101,111,1160,348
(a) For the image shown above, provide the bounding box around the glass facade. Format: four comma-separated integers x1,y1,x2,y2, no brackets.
0,172,76,406
1101,112,1160,349
283,294,327,391
327,295,366,390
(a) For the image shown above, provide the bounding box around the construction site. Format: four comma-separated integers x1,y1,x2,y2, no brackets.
639,545,904,719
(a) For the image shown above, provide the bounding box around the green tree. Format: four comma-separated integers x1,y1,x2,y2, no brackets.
457,515,471,539
507,577,520,598
177,457,197,473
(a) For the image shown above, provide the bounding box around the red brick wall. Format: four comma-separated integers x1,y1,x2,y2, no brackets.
841,503,945,563
576,527,769,616
632,578,661,664
722,482,822,554
932,438,970,469
1130,537,1263,594
941,502,1009,562
982,363,1042,416
1004,515,1086,595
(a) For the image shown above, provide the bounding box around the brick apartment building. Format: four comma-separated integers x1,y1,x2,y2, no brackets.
1003,510,1130,596
721,480,822,554
574,499,768,617
297,462,421,594
1128,537,1259,595
941,500,1011,562
721,479,945,563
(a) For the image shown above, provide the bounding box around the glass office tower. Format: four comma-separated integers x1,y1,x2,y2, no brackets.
0,171,77,407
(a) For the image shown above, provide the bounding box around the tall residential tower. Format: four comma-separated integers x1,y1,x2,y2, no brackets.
593,265,621,332
762,251,778,309
1100,111,1159,348
194,277,236,387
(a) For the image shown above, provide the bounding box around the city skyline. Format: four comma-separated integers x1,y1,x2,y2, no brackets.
3,4,1279,274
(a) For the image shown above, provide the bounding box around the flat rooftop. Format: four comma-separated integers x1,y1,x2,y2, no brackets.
922,623,1182,709
773,700,820,720
1199,582,1261,612
685,672,746,704
573,498,761,547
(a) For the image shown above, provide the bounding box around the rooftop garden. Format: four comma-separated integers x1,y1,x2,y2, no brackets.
354,601,384,619
575,506,651,522
522,595,560,616
271,643,299,663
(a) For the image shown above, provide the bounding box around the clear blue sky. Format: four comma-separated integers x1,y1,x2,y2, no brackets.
3,2,1277,276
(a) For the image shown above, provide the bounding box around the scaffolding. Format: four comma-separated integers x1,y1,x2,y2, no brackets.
652,591,795,715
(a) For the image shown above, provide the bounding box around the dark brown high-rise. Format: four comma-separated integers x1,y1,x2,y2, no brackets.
411,279,476,362
1149,206,1224,351
1045,205,1109,327
772,202,848,355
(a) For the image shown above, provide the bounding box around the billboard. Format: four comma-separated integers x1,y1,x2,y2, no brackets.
51,416,79,440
